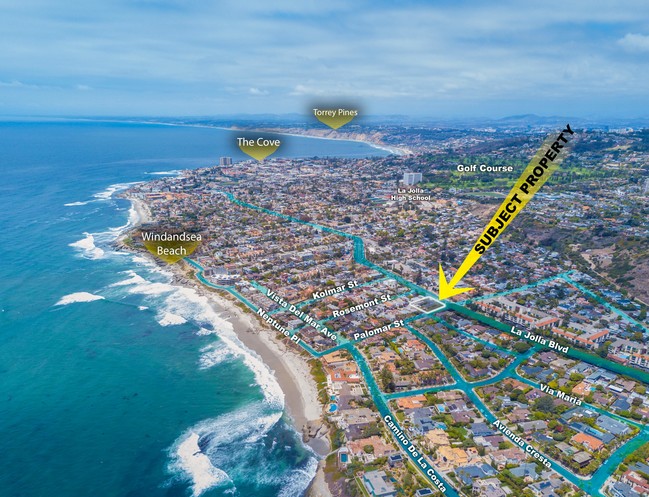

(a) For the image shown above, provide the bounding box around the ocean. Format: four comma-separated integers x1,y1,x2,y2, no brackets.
0,120,388,497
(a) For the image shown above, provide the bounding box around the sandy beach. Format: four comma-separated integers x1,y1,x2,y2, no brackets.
124,193,333,496
194,280,326,441
130,196,152,224
125,194,326,439
197,284,334,497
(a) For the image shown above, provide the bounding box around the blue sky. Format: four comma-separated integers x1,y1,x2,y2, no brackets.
1,0,648,118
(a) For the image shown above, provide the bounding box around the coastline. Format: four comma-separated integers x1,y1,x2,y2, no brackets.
228,125,413,156
53,116,413,156
173,269,334,497
122,194,333,496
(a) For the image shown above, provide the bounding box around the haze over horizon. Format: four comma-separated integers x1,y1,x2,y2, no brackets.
1,0,649,119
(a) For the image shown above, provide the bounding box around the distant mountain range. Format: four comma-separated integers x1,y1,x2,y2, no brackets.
37,113,649,131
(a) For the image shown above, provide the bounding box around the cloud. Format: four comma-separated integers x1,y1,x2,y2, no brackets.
0,80,44,89
248,87,269,96
618,33,649,52
0,1,648,116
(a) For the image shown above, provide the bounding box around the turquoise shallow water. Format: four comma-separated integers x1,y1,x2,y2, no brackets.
0,121,387,497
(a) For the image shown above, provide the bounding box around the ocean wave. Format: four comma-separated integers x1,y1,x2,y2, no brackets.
158,285,283,408
108,264,284,408
170,432,233,497
69,233,105,259
55,292,105,306
92,181,141,200
130,254,168,275
68,206,138,262
146,170,182,176
199,343,236,369
168,403,318,497
158,311,188,326
64,200,92,206
168,404,282,496
102,204,139,236
127,281,176,296
109,270,147,287
131,255,149,264
277,457,319,497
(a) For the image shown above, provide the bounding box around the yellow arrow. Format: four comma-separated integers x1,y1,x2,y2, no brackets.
438,125,575,300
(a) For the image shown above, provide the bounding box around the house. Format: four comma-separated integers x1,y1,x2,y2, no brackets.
519,420,547,434
455,463,497,486
424,429,450,448
436,446,469,469
621,467,649,495
340,407,379,440
511,463,539,480
611,481,641,497
472,478,507,497
555,442,575,456
572,432,604,451
529,477,564,497
569,419,614,443
571,381,592,397
409,408,435,434
613,398,631,411
596,415,630,436
572,451,593,468
362,470,397,497
470,422,493,437
450,410,473,424
532,432,554,444
507,407,530,423
396,394,426,410
488,448,527,468
347,436,396,462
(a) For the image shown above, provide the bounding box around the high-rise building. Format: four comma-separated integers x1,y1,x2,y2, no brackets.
219,157,233,166
403,172,422,185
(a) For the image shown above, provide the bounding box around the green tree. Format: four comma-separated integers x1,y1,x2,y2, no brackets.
379,366,395,393
534,396,556,413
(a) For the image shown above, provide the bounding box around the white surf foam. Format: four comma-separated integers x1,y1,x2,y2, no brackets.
157,285,284,408
278,457,319,497
101,204,139,237
69,233,105,259
146,170,182,176
55,292,105,306
172,432,231,497
158,311,188,326
130,254,168,275
110,265,284,408
199,343,235,369
168,406,281,494
131,255,151,265
127,281,176,296
92,182,141,200
109,270,147,287
64,201,92,206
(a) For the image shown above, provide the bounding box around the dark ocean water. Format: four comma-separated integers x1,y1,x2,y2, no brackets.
0,121,387,497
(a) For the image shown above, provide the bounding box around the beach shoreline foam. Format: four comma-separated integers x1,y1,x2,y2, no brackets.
120,193,332,496
170,262,329,454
